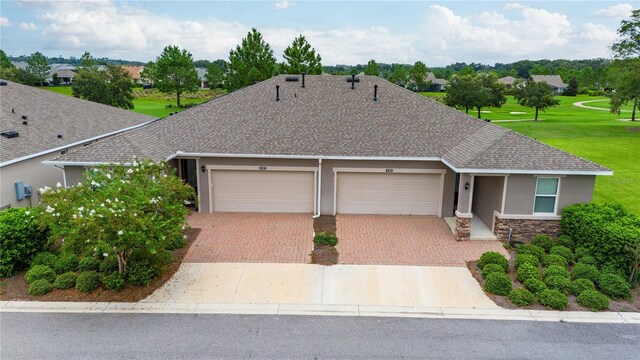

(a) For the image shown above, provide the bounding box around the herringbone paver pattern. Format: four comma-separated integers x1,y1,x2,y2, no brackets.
185,212,313,263
336,215,509,266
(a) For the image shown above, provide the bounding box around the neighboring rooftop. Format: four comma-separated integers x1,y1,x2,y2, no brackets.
425,72,447,85
122,65,144,80
0,80,154,164
531,75,567,88
51,74,608,173
498,76,517,86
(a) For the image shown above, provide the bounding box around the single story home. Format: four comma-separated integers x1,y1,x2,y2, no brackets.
531,75,567,95
425,72,447,92
196,68,209,89
0,80,154,209
46,74,611,242
498,76,517,89
122,65,145,84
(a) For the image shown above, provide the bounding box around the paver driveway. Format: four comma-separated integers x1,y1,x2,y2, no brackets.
185,212,314,263
336,215,509,266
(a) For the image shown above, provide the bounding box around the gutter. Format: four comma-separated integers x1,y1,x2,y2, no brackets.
53,165,67,187
313,159,322,219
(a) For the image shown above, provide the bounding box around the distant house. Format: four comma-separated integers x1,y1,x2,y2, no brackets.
122,65,145,84
196,68,209,88
425,72,447,92
498,76,517,89
11,62,77,84
0,80,154,209
531,75,567,95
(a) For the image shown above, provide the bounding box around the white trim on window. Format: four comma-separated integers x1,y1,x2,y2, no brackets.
533,176,560,215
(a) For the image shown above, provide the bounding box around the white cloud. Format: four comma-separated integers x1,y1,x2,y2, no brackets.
594,3,634,19
0,17,11,27
274,0,291,10
19,21,38,30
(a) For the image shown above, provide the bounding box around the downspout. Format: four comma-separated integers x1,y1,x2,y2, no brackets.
53,165,67,187
313,158,322,218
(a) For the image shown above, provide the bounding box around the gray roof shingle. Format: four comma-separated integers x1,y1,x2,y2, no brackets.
51,75,608,173
0,80,154,164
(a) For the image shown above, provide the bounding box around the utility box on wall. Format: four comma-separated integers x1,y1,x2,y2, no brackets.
15,181,25,201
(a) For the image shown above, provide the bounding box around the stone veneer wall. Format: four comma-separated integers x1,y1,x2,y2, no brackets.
455,216,471,241
493,216,561,242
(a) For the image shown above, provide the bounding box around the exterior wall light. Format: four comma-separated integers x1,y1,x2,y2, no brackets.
464,182,470,190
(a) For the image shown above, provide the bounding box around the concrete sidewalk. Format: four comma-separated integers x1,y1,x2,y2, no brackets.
141,263,498,309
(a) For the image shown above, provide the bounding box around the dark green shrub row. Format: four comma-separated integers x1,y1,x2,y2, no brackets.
484,272,512,295
0,208,48,277
28,279,52,296
76,271,100,292
543,254,568,268
516,244,545,262
524,278,547,296
571,278,596,296
572,263,599,283
25,265,56,284
550,246,574,264
54,255,79,274
598,273,631,299
577,290,609,311
531,235,554,252
31,252,58,268
544,265,569,279
53,272,77,289
515,254,539,269
313,232,338,247
538,289,568,310
545,276,571,294
509,288,536,307
516,263,541,282
481,264,505,279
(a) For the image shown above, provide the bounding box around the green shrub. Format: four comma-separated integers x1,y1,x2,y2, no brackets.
515,254,539,269
509,288,536,307
78,257,100,272
556,235,575,250
481,263,505,279
165,233,185,250
483,272,512,295
53,272,77,289
477,251,509,271
126,261,160,286
572,263,600,283
598,273,631,299
30,251,58,268
561,203,639,276
571,278,596,296
0,208,48,277
531,235,555,252
54,254,79,274
516,263,541,282
516,244,545,262
545,276,571,294
577,290,609,311
99,256,119,274
524,278,547,296
550,246,575,264
313,232,338,246
543,254,568,268
103,273,126,291
129,248,174,269
25,265,56,284
539,289,568,310
578,255,598,267
28,279,52,296
76,271,100,292
574,246,590,261
544,265,569,279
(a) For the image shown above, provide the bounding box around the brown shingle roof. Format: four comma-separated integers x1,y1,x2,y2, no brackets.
531,75,567,88
0,80,154,164
51,75,608,173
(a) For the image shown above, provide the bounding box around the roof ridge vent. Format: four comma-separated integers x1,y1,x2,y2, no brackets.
21,115,27,120
1,130,19,138
285,76,299,82
0,80,7,86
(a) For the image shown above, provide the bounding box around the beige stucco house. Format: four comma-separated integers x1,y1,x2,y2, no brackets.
0,80,154,209
46,75,611,242
531,75,568,95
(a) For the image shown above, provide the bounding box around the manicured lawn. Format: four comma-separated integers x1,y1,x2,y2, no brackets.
43,86,221,118
419,92,640,215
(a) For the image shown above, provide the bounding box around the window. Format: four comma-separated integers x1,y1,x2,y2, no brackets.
534,177,559,213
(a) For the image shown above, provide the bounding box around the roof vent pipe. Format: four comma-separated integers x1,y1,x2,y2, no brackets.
351,74,355,90
276,85,280,101
21,115,27,120
302,72,305,88
374,85,378,101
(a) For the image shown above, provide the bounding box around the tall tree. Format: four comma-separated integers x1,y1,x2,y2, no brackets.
26,51,50,86
72,63,135,109
226,28,277,91
443,75,477,114
387,64,408,86
154,45,200,107
364,59,380,76
0,50,14,69
513,78,560,121
611,9,640,59
205,62,223,89
609,60,639,121
565,77,579,96
444,73,506,118
140,61,157,86
282,35,322,75
80,51,97,69
408,61,428,91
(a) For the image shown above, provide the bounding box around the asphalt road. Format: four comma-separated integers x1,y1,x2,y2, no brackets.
1,312,639,359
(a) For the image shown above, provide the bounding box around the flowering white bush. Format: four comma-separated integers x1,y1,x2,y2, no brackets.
39,161,196,273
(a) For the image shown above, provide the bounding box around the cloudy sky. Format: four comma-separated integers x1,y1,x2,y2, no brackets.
0,1,635,66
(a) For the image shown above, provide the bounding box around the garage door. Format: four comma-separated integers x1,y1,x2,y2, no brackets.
336,172,441,215
212,170,314,213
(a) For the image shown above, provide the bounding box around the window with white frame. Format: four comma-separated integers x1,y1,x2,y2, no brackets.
534,177,559,213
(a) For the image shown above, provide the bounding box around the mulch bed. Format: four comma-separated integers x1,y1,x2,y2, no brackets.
313,215,336,234
310,244,339,265
468,249,640,312
0,227,201,302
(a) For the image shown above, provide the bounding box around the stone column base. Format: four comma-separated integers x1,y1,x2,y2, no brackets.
454,211,472,241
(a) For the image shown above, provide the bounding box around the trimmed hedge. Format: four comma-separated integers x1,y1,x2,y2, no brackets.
484,272,512,295
78,257,101,272
509,288,536,307
28,279,52,296
545,276,571,294
598,273,631,299
524,278,547,296
539,289,568,310
516,263,541,282
54,254,79,274
516,244,545,262
477,252,509,271
53,272,77,289
572,263,600,283
571,278,596,296
574,247,590,261
99,256,119,274
543,254,568,268
313,232,338,247
103,273,126,291
577,290,609,311
0,208,48,277
531,235,555,252
126,261,160,286
515,254,539,269
76,271,100,292
578,256,598,267
25,265,56,284
30,251,58,268
550,246,575,264
481,264,505,279
544,265,569,279
556,235,575,250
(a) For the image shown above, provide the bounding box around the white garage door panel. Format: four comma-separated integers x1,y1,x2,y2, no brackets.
212,170,314,213
337,172,440,215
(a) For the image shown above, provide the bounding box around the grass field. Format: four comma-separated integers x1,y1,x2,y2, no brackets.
420,92,640,215
44,86,218,118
